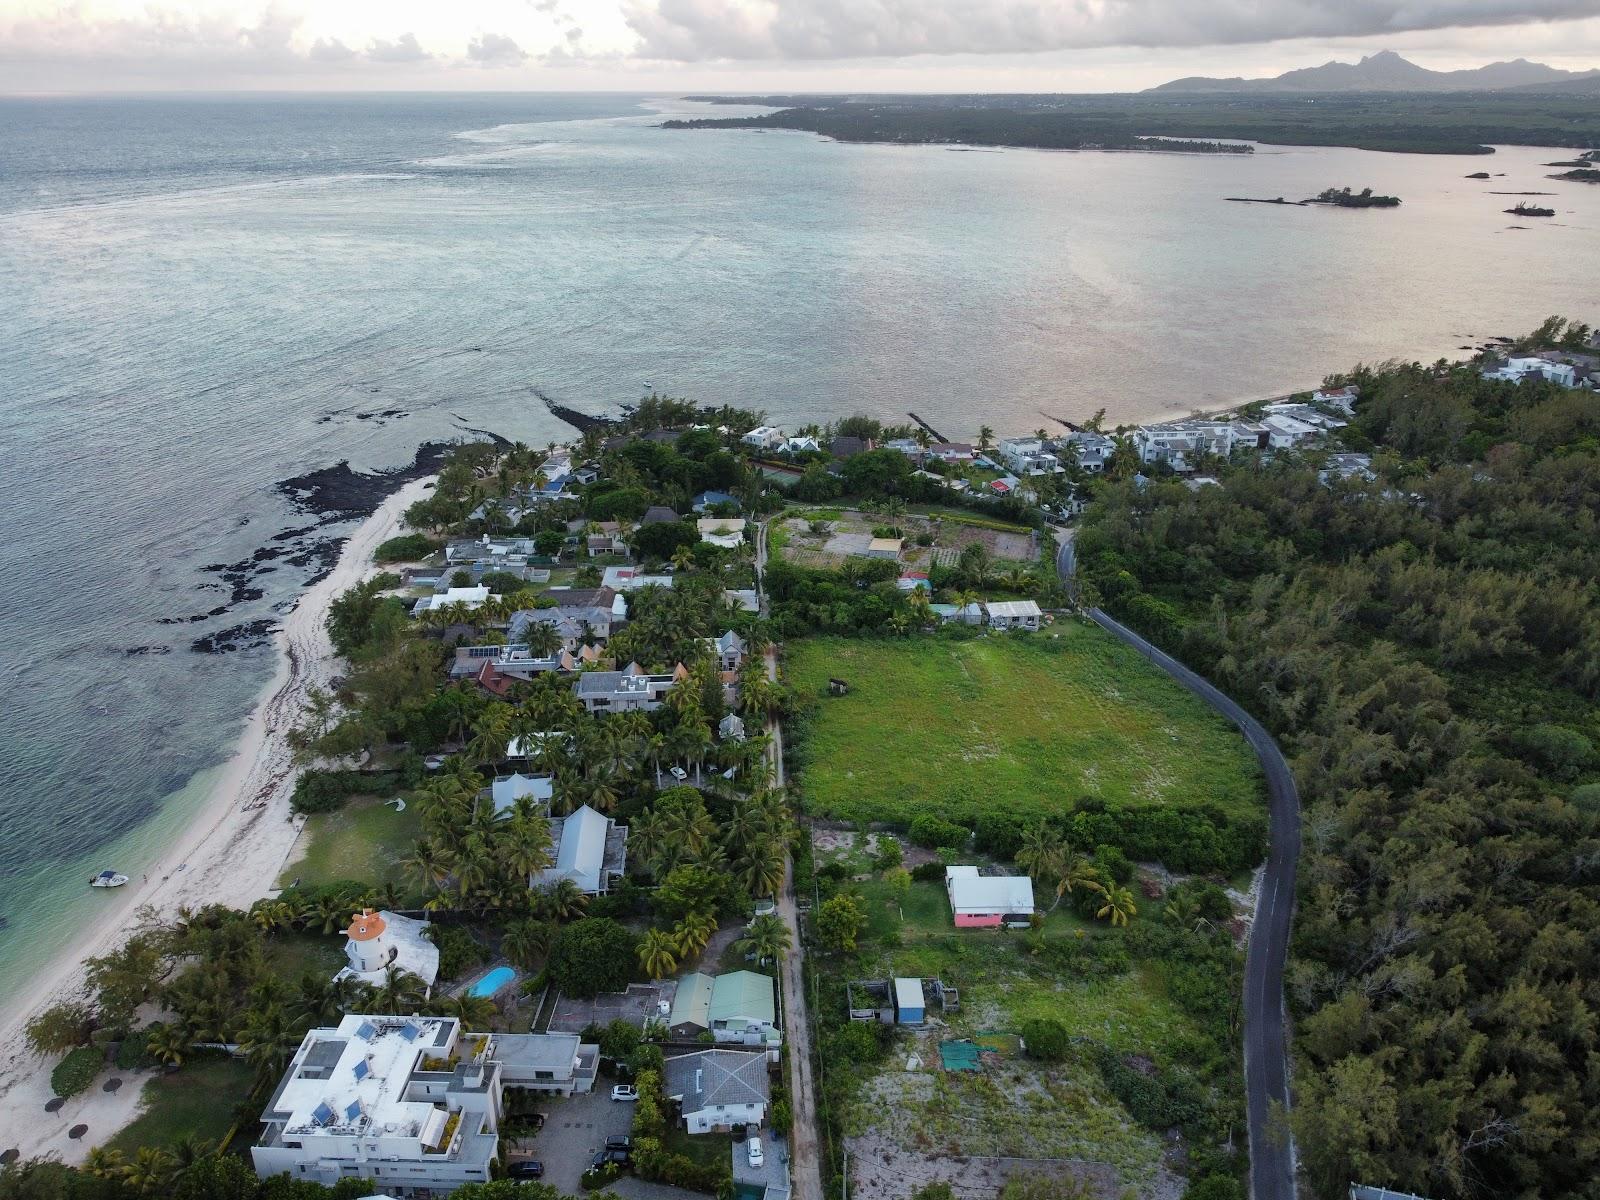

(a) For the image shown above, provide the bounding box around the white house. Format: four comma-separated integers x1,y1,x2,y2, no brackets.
1133,423,1236,471
251,1016,500,1194
706,629,747,671
490,773,554,816
573,663,685,713
945,866,1035,928
335,910,440,995
1484,356,1579,388
926,441,976,464
602,565,675,592
412,586,493,617
997,437,1062,476
664,1049,771,1135
489,1031,599,1097
719,712,747,742
783,435,821,454
536,804,628,895
740,426,786,451
983,600,1042,631
1312,385,1360,413
1058,431,1116,473
698,518,748,549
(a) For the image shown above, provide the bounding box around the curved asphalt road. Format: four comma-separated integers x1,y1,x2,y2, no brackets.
1056,534,1300,1200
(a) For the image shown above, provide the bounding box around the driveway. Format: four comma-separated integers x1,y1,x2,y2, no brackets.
504,1085,637,1195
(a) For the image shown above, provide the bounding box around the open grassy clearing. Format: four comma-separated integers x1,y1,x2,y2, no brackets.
278,794,423,893
787,629,1262,827
105,1058,256,1155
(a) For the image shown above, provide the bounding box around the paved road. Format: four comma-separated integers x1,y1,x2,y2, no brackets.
1056,533,1301,1200
756,518,824,1200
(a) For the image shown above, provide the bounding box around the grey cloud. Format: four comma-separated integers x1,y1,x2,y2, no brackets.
308,37,357,62
367,32,431,63
468,32,530,64
622,0,1600,60
567,27,585,43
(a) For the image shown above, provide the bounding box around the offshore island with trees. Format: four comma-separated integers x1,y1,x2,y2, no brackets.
7,316,1600,1200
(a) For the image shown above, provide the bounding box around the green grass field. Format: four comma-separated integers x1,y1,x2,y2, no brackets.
278,795,422,893
786,628,1261,826
105,1058,256,1155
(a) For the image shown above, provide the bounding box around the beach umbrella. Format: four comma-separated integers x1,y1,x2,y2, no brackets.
43,1098,64,1113
103,1078,123,1092
67,1125,87,1140
0,1149,19,1164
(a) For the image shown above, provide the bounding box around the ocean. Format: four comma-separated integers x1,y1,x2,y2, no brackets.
0,92,1597,1008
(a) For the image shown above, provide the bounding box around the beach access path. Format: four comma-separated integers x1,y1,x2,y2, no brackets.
0,474,437,1165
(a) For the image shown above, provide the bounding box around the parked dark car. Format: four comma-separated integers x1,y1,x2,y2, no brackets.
604,1135,631,1151
507,1160,544,1179
592,1148,631,1170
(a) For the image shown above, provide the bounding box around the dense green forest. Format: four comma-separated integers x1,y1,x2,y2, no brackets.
666,92,1600,155
1075,320,1600,1197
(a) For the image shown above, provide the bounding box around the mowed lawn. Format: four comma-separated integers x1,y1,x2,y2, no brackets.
786,627,1261,825
278,794,422,892
106,1058,256,1155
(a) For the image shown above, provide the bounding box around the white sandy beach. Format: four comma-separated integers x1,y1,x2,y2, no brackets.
0,474,436,1162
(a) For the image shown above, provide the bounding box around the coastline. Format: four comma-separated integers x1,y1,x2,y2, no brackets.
0,473,437,1164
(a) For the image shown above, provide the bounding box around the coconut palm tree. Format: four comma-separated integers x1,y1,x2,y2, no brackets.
167,1135,216,1184
671,545,697,573
734,836,788,900
628,809,669,878
1095,885,1138,927
440,992,498,1030
733,914,792,964
122,1146,176,1196
146,1022,190,1069
1051,849,1103,912
402,840,453,894
84,1147,128,1180
638,929,679,980
1015,822,1062,882
978,425,995,453
249,900,294,936
309,894,353,936
500,817,554,881
501,918,555,971
292,972,368,1027
533,878,588,922
673,911,718,958
238,1004,298,1084
371,967,428,1015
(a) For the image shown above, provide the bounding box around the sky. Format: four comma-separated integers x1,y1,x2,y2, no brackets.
1,0,1599,94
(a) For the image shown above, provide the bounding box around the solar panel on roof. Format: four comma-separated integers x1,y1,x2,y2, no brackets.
352,1059,370,1081
345,1099,363,1121
355,1020,377,1041
311,1101,336,1126
400,1021,419,1042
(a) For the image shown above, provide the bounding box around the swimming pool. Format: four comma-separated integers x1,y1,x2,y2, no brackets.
468,966,516,998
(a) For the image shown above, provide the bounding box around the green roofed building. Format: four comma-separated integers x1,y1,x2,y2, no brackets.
669,972,715,1037
709,970,781,1049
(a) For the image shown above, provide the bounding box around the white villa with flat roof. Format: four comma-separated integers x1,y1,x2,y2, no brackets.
252,1016,500,1195
412,587,495,617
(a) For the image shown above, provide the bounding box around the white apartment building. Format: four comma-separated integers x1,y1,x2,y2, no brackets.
740,426,786,450
996,437,1062,475
1132,423,1236,472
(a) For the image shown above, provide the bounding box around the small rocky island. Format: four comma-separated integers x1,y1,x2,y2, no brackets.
1465,171,1491,179
1309,186,1401,208
1506,202,1555,217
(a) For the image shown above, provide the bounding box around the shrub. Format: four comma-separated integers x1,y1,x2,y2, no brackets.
291,769,371,815
908,814,969,850
1185,1175,1246,1200
1019,1018,1071,1063
427,924,485,980
547,918,637,998
910,862,946,883
50,1046,103,1098
374,533,434,563
25,1003,95,1056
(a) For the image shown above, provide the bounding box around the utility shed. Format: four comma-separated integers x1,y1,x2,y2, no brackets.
894,978,925,1026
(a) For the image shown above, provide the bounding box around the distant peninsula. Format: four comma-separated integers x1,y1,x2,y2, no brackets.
1309,187,1401,208
669,92,1600,156
1506,202,1556,216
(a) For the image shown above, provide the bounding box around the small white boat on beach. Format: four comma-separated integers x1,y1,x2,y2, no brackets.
90,870,129,888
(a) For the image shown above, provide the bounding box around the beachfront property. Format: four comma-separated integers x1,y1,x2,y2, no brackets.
740,426,786,451
572,662,687,713
1482,355,1584,388
251,1015,500,1195
1132,422,1237,472
412,586,495,618
997,437,1062,476
698,518,749,549
1312,384,1360,412
664,1049,772,1134
445,536,543,566
945,865,1035,928
535,803,628,895
336,910,440,995
252,1016,600,1194
1057,431,1116,473
783,434,822,454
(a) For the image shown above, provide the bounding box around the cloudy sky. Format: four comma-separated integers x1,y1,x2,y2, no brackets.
2,0,1598,93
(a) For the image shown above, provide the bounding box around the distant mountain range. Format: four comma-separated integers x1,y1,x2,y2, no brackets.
1147,50,1600,94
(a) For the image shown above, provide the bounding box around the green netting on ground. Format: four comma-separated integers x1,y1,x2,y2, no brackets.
939,1040,981,1071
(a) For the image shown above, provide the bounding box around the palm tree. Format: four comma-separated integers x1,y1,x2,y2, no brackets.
534,878,588,922
146,1022,190,1069
402,840,453,894
674,911,718,958
309,894,351,936
501,919,555,970
638,929,679,980
292,972,368,1027
440,992,498,1029
84,1147,128,1180
250,899,294,936
978,425,995,453
735,837,788,899
501,817,554,881
1095,885,1138,927
1015,822,1062,881
122,1146,176,1196
371,966,428,1015
1051,849,1103,912
671,545,697,573
238,1004,298,1085
167,1135,216,1185
733,914,792,965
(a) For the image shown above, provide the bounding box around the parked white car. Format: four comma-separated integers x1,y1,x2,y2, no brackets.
610,1084,639,1102
669,766,688,781
747,1137,764,1168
